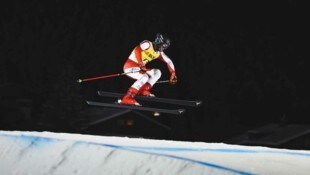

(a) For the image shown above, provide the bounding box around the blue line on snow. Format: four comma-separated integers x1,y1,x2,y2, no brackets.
103,144,310,157
1,133,255,174
2,133,310,157
103,143,254,175
2,133,310,174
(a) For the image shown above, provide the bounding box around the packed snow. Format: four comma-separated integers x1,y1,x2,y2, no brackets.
1,130,310,175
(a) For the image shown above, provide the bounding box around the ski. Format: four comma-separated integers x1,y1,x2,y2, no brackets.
97,91,202,107
86,101,185,115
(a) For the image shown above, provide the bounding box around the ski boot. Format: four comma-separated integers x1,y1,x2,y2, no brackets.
120,87,141,106
138,83,155,97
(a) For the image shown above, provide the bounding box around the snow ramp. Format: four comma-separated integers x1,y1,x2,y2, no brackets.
1,130,310,175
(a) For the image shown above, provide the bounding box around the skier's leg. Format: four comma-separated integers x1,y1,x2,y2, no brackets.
121,68,149,105
139,68,161,96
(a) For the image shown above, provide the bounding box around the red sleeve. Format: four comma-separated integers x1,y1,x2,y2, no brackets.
134,46,143,65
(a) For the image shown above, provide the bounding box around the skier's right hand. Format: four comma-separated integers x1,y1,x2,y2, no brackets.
169,72,177,84
139,65,147,74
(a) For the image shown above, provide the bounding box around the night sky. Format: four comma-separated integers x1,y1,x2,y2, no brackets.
0,1,308,142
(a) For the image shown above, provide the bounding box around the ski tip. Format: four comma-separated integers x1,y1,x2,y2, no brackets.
178,109,186,115
196,100,203,106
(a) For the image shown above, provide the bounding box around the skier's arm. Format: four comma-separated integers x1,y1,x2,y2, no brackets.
158,52,175,73
158,52,177,84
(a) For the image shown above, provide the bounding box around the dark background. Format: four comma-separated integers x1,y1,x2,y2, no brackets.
1,1,308,144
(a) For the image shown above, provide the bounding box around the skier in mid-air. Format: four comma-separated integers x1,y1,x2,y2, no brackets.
120,33,177,106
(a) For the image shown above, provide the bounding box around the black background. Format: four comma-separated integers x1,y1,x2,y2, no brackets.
0,0,308,142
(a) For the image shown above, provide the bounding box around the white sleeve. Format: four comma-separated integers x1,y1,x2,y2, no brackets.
140,41,151,50
160,52,175,72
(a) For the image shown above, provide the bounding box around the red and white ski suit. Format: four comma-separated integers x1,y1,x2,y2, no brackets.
123,40,175,90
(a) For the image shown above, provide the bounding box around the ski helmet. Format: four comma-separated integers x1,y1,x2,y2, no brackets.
154,33,170,49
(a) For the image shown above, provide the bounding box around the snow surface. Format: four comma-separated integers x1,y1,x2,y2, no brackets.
1,130,310,175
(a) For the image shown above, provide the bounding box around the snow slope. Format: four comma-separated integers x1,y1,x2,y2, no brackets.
1,130,310,175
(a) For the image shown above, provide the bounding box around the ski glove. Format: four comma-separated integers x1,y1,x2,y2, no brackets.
139,65,147,74
169,72,177,84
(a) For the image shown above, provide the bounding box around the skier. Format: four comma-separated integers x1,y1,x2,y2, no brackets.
120,33,177,106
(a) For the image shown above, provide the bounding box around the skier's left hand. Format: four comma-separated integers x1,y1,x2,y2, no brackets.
169,72,177,84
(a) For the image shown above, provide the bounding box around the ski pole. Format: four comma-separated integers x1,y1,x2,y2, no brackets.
77,71,138,83
156,80,177,84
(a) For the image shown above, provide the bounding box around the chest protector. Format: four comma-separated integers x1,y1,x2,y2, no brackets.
141,43,160,64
